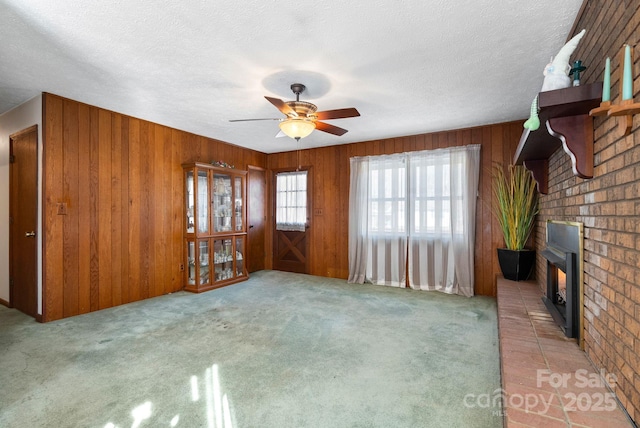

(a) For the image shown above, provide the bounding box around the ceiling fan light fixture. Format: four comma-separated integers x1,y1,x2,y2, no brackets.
230,82,358,138
279,118,316,139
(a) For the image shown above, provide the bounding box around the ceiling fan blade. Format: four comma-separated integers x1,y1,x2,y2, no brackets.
315,108,360,120
265,96,298,117
315,121,348,136
229,118,280,122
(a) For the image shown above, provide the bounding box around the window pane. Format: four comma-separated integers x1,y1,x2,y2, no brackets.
371,170,379,198
367,160,406,234
276,171,307,230
427,200,435,230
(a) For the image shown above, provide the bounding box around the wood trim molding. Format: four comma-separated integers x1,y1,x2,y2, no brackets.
9,124,38,139
41,93,49,322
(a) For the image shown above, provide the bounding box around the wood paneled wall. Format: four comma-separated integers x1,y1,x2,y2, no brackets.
41,91,521,321
42,93,267,321
267,122,522,296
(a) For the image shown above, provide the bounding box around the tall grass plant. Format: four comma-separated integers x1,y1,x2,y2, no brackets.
492,164,539,250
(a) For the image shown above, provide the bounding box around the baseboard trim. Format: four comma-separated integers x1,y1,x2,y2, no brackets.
0,298,10,308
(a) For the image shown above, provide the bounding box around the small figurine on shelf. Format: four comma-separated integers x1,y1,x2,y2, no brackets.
187,206,195,230
211,160,234,169
216,177,226,194
570,60,586,87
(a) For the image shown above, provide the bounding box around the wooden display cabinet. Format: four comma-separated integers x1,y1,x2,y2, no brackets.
183,162,248,292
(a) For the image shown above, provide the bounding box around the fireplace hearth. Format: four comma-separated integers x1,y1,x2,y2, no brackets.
541,221,583,341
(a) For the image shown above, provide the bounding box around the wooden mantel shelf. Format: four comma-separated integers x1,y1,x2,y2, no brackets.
513,83,602,194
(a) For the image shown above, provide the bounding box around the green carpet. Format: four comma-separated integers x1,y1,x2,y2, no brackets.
0,270,502,427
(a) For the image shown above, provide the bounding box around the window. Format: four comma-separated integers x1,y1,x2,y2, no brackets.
275,170,307,232
369,160,406,234
366,154,467,236
410,159,464,235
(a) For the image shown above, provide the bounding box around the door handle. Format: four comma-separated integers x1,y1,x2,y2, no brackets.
25,231,36,238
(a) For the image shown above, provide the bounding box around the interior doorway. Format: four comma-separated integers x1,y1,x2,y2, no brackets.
9,125,39,318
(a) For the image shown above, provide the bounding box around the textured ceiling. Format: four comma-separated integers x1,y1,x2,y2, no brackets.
1,0,584,153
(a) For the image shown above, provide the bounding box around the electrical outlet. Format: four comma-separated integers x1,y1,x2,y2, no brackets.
56,202,67,215
179,264,185,272
315,208,323,216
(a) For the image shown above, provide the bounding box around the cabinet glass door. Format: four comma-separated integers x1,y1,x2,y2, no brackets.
213,238,234,282
198,240,210,285
213,173,232,233
186,240,196,285
197,170,209,234
186,171,195,233
235,236,245,278
234,176,243,231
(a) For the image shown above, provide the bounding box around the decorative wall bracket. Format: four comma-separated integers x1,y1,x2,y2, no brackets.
608,99,640,136
514,83,601,194
546,114,594,179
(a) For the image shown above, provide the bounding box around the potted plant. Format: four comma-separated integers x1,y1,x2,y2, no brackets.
492,164,539,281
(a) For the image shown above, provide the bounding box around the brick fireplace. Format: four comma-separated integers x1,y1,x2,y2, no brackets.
531,3,640,421
541,220,583,342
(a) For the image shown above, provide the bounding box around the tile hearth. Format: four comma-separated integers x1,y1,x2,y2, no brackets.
497,277,634,427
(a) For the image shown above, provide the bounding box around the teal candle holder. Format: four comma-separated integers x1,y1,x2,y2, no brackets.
608,44,640,135
570,60,587,86
589,57,611,117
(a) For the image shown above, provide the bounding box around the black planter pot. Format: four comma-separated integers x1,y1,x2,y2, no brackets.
497,249,536,281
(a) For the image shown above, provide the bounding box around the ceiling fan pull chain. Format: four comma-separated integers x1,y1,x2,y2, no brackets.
296,137,301,171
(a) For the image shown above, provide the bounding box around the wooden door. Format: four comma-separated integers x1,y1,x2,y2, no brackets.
273,229,309,273
272,168,310,274
247,166,266,272
9,125,38,318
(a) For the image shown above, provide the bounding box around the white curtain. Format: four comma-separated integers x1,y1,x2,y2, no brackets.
348,145,480,297
348,154,407,286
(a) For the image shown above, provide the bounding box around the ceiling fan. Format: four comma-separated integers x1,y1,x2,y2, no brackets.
230,83,360,140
